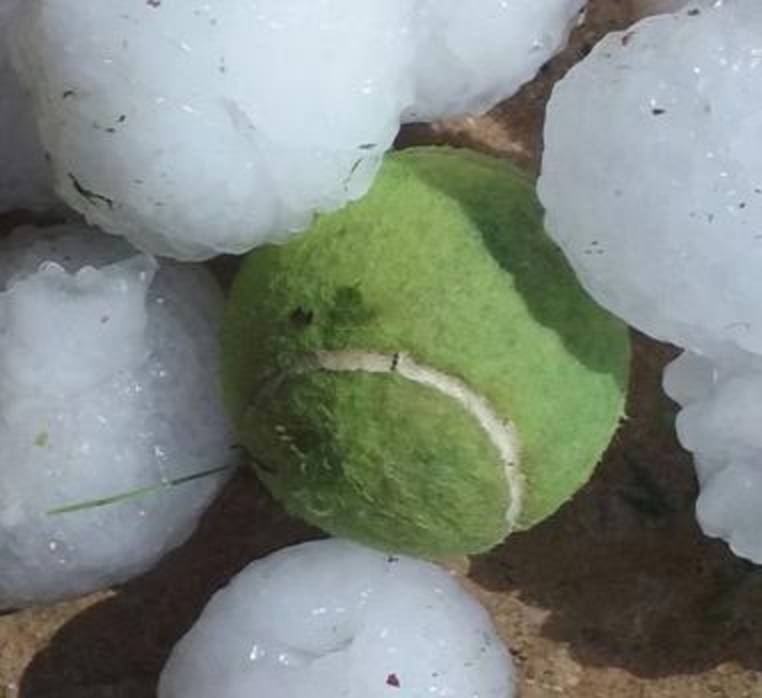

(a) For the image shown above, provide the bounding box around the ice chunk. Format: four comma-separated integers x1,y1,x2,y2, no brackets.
696,460,762,563
0,2,54,212
541,2,762,564
406,0,585,122
0,224,234,608
159,539,514,698
10,0,584,260
539,0,762,357
665,350,762,563
662,350,717,408
2,256,157,394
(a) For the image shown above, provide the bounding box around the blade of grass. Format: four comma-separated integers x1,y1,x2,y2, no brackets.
47,463,236,515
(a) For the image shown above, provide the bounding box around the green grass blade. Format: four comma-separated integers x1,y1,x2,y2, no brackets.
47,463,236,515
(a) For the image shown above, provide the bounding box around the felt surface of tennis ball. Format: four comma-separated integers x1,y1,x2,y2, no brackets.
223,147,630,557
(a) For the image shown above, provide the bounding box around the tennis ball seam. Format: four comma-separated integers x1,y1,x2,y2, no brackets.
298,349,525,529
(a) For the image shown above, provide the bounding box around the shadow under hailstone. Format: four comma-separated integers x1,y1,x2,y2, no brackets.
17,470,321,698
470,334,762,678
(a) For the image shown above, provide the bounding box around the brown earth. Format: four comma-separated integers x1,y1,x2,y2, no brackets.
2,1,762,696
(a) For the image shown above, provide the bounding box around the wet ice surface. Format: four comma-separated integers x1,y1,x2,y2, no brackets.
9,0,583,259
0,1,54,212
540,0,761,358
540,0,762,564
0,225,234,608
159,539,514,698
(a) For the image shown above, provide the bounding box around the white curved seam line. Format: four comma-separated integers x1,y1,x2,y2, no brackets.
312,350,524,528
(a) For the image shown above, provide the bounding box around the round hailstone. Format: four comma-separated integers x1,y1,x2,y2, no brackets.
539,0,762,358
0,0,53,212
159,539,514,698
404,0,585,122
0,224,233,609
664,350,762,564
10,0,583,260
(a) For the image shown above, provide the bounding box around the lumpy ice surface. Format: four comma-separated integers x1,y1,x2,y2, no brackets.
159,539,514,698
664,351,762,564
10,0,583,259
539,0,762,358
0,225,233,608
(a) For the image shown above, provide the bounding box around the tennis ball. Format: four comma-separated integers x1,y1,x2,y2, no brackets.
223,147,630,557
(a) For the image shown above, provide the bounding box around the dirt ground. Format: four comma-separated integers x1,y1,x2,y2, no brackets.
2,1,762,696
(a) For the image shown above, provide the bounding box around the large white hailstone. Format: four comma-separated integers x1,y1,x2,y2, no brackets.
159,539,514,698
0,0,53,212
664,351,762,564
0,224,234,608
539,0,762,358
10,0,584,260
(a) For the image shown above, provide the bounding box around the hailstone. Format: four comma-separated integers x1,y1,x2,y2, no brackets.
159,539,514,698
539,0,762,564
539,0,761,358
10,0,584,260
664,350,762,564
0,224,233,608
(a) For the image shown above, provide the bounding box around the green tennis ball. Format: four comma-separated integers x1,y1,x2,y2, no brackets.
223,147,630,558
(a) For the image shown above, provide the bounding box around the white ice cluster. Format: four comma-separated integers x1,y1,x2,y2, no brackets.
9,0,584,260
0,225,233,608
159,539,514,698
0,0,53,212
664,350,762,562
539,1,762,562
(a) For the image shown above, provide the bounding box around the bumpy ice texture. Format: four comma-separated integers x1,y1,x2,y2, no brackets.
539,1,762,564
0,0,53,212
540,0,762,358
159,539,514,698
11,0,584,259
223,148,629,557
664,350,762,564
0,225,233,608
